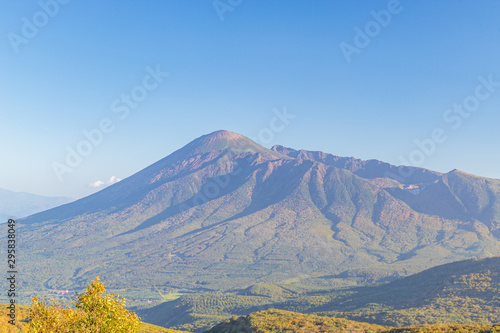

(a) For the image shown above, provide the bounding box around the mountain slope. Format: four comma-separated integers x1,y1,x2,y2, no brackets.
15,130,500,298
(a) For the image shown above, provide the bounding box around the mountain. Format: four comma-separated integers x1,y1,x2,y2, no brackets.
0,188,72,221
16,130,500,298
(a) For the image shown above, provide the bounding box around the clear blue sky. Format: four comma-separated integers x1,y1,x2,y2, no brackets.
1,0,499,199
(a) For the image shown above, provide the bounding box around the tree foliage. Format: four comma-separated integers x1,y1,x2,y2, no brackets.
28,276,141,332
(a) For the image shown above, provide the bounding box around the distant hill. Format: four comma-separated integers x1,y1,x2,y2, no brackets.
0,187,72,221
206,309,387,333
314,256,500,327
385,325,500,333
243,283,296,298
206,309,500,333
136,293,274,332
15,130,500,297
138,257,500,331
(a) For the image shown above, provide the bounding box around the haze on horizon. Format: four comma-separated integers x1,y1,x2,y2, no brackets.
1,0,499,199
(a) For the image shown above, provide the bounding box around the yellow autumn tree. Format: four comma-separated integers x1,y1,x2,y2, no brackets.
29,276,141,333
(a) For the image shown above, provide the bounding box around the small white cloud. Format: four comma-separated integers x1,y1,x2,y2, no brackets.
108,176,121,184
89,180,105,188
88,176,122,189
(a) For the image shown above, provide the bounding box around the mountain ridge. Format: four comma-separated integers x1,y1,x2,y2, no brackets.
0,187,73,221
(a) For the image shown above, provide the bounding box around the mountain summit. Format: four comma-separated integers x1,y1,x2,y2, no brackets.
17,130,500,294
166,130,286,163
183,130,270,155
